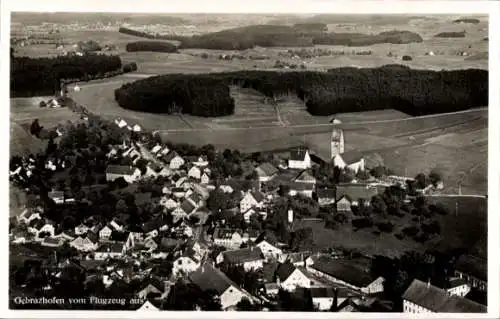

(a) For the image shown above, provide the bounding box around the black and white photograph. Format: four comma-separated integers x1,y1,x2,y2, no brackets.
3,0,499,317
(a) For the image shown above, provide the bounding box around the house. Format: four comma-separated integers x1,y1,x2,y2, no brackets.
255,163,279,183
141,219,168,238
70,235,99,252
332,151,365,173
335,183,378,212
255,233,283,259
402,279,487,313
187,192,204,208
94,242,125,260
29,220,55,238
193,156,209,167
143,237,158,251
176,199,197,216
288,182,315,198
217,247,265,271
294,170,317,185
444,278,471,297
307,256,384,294
17,208,42,225
264,283,280,296
283,251,311,267
124,232,144,252
164,152,185,170
172,249,203,277
11,230,33,244
188,166,202,180
189,263,250,310
288,148,312,170
454,254,487,292
41,236,65,247
275,262,311,291
110,219,125,232
171,187,186,198
160,196,178,210
74,223,90,235
48,191,72,204
53,231,75,242
200,172,210,185
316,188,336,206
133,124,142,132
158,146,170,157
240,190,265,212
105,165,141,183
150,144,163,154
213,228,244,249
99,225,113,240
219,185,234,194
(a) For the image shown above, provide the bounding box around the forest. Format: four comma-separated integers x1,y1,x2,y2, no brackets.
434,31,466,38
119,25,423,50
125,41,178,53
11,54,122,97
114,65,488,117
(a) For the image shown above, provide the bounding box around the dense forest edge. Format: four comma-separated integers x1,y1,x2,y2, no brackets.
126,41,178,53
119,25,423,50
114,65,488,117
11,54,123,97
434,31,466,38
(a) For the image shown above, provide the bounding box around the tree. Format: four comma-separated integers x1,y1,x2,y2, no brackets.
371,195,387,215
415,173,427,189
356,169,370,180
30,119,43,137
429,169,442,186
290,227,314,251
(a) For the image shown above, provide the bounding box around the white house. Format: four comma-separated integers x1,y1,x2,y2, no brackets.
164,152,185,170
133,124,142,132
29,220,55,238
332,151,365,173
194,156,209,167
190,263,250,310
160,196,179,210
105,165,141,184
110,219,125,232
219,185,234,194
402,279,486,313
99,225,113,240
200,172,210,184
74,223,90,235
288,149,312,170
150,144,163,154
17,208,42,225
446,278,471,297
217,247,265,271
240,190,265,213
297,287,338,311
172,253,201,278
255,163,278,183
138,300,160,311
70,236,99,252
288,182,315,198
255,240,283,260
115,118,128,128
188,166,202,180
276,262,311,291
94,242,125,260
41,237,65,248
213,228,244,249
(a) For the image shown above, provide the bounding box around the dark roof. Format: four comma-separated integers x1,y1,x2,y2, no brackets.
402,279,486,313
164,151,180,163
141,218,166,233
448,277,468,289
286,251,311,264
214,228,241,240
48,191,64,198
290,148,309,161
188,192,203,204
223,247,264,264
158,237,183,250
96,242,123,253
106,165,137,175
189,263,239,295
455,254,487,281
276,262,297,281
339,150,364,164
289,181,315,191
263,261,280,282
311,257,377,288
171,187,185,193
317,188,336,199
335,184,378,202
180,200,196,214
309,287,336,298
255,230,280,246
256,163,278,177
295,171,316,183
250,190,265,202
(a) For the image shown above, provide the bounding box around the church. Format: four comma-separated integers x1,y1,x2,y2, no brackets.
330,118,365,173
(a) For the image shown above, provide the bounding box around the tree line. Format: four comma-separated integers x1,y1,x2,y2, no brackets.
126,41,178,53
114,66,488,117
434,31,466,38
119,25,423,50
11,54,122,97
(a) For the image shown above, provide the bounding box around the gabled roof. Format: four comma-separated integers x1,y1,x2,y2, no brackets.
335,184,378,202
317,188,336,199
295,171,316,183
222,247,264,265
285,251,311,264
290,148,309,161
276,262,298,282
256,163,278,177
164,151,181,163
249,190,265,203
338,150,364,164
96,242,124,253
402,279,486,313
311,257,377,289
288,182,315,191
180,200,196,215
106,165,137,175
189,263,240,295
213,228,241,240
135,192,152,206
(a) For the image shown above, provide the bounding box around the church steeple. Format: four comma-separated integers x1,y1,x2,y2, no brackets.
331,117,344,158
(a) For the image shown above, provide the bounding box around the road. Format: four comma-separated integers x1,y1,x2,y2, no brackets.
152,107,487,135
426,194,487,199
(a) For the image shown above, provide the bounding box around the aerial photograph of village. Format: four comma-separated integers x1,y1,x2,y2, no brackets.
8,11,489,313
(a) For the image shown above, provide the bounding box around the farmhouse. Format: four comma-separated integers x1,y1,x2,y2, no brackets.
217,247,265,271
188,166,202,180
288,148,312,170
189,263,249,310
288,182,315,198
402,279,486,313
105,165,141,183
332,150,365,173
335,183,378,212
94,242,126,260
70,235,99,252
307,257,384,295
294,170,317,185
172,250,202,277
275,262,311,291
164,152,185,170
213,228,244,249
255,233,283,259
255,163,279,183
240,190,265,212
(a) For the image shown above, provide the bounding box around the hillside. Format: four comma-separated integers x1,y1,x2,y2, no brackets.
10,121,46,156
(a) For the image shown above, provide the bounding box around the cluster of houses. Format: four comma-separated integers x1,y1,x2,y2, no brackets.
8,115,484,312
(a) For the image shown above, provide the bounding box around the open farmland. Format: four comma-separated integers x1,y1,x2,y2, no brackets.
10,97,79,126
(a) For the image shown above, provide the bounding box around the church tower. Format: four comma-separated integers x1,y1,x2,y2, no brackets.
331,118,344,158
